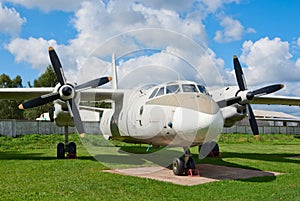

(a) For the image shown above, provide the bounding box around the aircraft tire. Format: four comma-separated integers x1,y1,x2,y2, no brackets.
57,142,65,159
211,143,220,157
172,158,184,176
187,157,195,169
68,142,76,155
49,107,54,122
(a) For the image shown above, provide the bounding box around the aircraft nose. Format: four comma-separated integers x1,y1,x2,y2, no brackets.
172,95,224,145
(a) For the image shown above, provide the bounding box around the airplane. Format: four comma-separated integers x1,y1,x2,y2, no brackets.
1,46,300,176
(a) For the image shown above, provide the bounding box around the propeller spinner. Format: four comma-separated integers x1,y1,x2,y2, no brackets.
19,46,112,134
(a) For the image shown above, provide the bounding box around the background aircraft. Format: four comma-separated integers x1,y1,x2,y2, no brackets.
1,47,300,175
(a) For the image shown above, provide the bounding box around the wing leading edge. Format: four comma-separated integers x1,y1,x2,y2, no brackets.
252,95,300,106
0,88,54,100
0,87,124,102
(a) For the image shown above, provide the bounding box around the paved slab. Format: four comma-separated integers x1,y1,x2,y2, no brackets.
104,164,282,186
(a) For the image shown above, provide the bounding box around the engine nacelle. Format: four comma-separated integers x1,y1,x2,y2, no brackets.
221,105,246,127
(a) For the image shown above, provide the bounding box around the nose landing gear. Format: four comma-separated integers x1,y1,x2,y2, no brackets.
172,148,198,176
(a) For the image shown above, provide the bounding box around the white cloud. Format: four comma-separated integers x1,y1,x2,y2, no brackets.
75,29,224,89
214,16,250,43
6,37,57,70
201,0,224,13
201,0,240,14
0,3,25,35
4,0,233,87
61,1,211,82
136,0,194,12
6,0,82,12
296,58,300,67
238,37,300,90
69,1,207,52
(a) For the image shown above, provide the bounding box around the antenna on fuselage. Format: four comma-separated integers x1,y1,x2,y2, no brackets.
112,53,118,89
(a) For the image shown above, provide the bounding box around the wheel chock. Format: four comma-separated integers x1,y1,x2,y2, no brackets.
67,153,77,159
188,169,200,177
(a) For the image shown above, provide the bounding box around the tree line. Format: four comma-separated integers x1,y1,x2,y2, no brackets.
0,66,58,120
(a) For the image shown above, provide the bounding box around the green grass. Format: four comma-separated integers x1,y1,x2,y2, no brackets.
0,133,299,200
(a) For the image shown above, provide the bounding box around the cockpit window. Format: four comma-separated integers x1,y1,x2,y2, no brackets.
182,84,198,93
156,87,165,97
149,88,158,99
166,85,180,94
197,85,207,94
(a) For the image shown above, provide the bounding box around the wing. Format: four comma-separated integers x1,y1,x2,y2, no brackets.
256,117,300,122
252,95,300,106
80,88,124,102
0,88,54,100
0,87,124,102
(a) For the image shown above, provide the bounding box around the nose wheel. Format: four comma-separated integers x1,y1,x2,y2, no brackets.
172,148,196,176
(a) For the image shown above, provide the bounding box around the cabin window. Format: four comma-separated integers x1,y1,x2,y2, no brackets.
197,85,207,94
182,84,198,92
156,87,165,97
149,88,159,99
166,85,180,94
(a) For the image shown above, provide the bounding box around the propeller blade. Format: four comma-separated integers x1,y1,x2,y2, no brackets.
68,99,85,134
246,104,259,136
75,77,112,90
49,46,66,85
233,55,247,91
251,84,284,97
19,93,60,110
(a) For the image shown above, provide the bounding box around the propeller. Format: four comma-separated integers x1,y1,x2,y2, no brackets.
19,46,112,134
233,55,284,137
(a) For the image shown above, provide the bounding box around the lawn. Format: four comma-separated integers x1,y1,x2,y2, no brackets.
0,133,299,201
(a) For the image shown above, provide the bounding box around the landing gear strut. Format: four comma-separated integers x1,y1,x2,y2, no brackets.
172,147,196,176
56,126,77,159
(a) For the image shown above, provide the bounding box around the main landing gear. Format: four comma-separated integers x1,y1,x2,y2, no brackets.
172,148,196,176
57,126,77,159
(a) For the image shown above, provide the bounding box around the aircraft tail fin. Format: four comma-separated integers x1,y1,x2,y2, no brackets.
111,53,118,90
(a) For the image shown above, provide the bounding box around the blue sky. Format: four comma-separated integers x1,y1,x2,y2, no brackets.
205,0,300,66
1,0,300,112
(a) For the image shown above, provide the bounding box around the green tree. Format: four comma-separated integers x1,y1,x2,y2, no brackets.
0,74,24,119
33,65,57,87
23,66,58,120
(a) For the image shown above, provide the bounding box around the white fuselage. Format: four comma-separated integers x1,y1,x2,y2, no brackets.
100,81,224,147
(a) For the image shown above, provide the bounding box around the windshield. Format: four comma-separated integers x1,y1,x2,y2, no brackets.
197,85,207,94
166,85,180,94
182,84,198,93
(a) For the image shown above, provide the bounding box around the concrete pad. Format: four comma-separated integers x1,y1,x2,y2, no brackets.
104,164,282,186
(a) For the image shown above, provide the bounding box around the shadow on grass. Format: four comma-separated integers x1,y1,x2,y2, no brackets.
239,175,277,183
0,151,96,161
221,152,300,165
90,146,184,167
197,151,300,168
